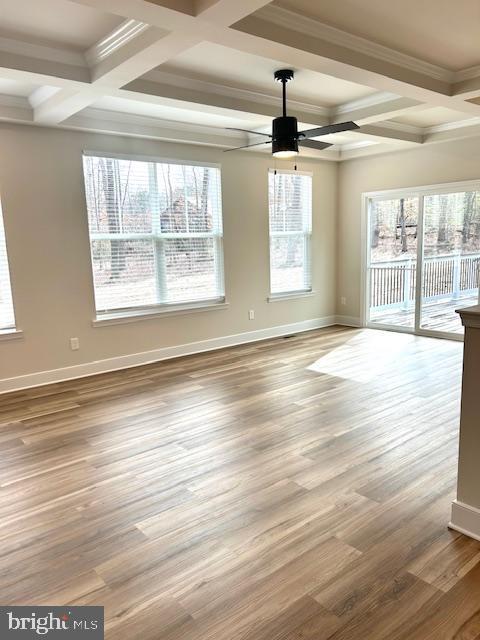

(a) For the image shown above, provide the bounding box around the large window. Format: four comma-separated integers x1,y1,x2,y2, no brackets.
0,203,15,332
82,154,224,316
268,169,312,296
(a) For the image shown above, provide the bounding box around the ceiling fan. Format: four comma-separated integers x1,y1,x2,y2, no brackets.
225,69,360,157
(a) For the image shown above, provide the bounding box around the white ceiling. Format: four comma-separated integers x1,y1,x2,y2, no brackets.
0,0,122,50
275,0,480,71
160,42,377,107
0,0,480,160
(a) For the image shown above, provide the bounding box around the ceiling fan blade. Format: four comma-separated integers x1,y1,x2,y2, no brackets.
299,121,359,138
226,127,271,137
223,141,271,152
298,139,333,151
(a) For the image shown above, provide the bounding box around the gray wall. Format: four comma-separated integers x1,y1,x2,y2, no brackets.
0,123,337,381
338,137,480,321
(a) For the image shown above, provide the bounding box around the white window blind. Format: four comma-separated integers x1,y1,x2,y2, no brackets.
82,154,224,315
268,169,312,295
0,203,15,331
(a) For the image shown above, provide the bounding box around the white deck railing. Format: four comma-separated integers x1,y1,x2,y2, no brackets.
370,253,480,309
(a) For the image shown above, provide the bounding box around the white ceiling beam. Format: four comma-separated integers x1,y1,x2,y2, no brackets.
63,106,243,147
423,120,480,145
0,96,33,123
122,77,330,126
347,123,423,144
332,95,425,126
210,8,480,120
65,0,480,122
340,140,419,161
33,0,273,125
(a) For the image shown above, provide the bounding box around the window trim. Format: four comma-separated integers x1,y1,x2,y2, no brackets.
0,203,17,334
0,328,23,341
82,152,225,319
83,150,220,170
92,298,228,327
268,168,313,296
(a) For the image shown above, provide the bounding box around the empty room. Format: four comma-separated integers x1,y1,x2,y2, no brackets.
1,0,480,638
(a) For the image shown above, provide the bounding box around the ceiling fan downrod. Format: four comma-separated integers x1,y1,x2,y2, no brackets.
274,68,294,117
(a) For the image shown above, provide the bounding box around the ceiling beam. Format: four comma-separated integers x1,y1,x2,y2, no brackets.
348,124,423,144
332,95,424,126
66,0,480,124
121,76,330,126
33,0,273,125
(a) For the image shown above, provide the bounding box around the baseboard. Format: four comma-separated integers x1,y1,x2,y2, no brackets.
334,315,362,328
0,316,338,394
449,499,480,542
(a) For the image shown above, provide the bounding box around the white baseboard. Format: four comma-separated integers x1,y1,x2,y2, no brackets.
449,499,480,542
0,315,344,394
335,315,362,328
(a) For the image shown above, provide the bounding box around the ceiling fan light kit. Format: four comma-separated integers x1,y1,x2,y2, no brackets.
225,69,360,156
272,116,299,158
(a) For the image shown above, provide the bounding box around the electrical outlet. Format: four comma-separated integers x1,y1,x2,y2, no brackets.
248,309,255,320
70,337,80,351
340,297,347,306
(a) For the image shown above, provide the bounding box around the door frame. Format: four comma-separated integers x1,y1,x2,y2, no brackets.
361,179,480,342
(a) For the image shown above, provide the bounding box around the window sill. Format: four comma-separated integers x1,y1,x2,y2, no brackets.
0,328,23,342
267,291,315,303
92,300,229,327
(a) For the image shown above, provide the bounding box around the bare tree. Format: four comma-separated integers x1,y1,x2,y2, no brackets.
437,194,449,245
399,198,408,253
462,191,476,246
103,158,126,281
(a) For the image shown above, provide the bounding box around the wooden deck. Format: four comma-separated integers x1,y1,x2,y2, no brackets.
0,327,477,640
370,294,479,333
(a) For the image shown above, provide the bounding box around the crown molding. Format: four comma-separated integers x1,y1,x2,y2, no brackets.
333,91,401,116
425,116,480,134
142,68,331,117
371,119,423,136
255,5,454,84
67,106,245,140
0,35,86,68
85,19,150,67
454,65,480,83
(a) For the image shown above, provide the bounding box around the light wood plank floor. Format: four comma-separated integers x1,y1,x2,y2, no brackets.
1,326,478,640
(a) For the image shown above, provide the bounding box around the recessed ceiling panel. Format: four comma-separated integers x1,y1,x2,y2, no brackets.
275,0,480,71
0,0,123,51
158,42,377,107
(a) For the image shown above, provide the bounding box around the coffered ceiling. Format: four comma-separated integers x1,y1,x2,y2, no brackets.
1,0,480,161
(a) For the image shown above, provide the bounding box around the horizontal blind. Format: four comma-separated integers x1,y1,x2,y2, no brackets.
0,204,15,330
269,170,312,294
82,155,224,313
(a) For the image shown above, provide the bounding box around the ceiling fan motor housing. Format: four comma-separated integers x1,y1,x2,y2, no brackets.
272,116,299,155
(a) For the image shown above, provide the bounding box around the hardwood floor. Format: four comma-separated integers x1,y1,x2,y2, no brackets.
1,326,478,639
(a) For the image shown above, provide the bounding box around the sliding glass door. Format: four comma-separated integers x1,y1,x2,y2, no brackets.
365,182,480,339
420,191,480,335
367,196,419,331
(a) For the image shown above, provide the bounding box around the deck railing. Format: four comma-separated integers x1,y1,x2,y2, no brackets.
370,253,480,309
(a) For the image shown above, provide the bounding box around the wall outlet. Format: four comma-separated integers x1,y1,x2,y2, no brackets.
248,309,255,320
340,296,347,306
70,337,80,351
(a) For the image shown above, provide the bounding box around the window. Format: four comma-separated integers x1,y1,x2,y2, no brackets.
268,169,312,295
0,203,15,332
82,154,224,317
